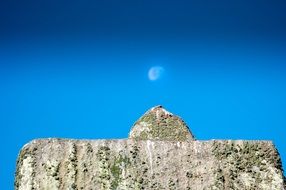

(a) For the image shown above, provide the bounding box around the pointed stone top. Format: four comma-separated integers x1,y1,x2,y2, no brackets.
129,105,195,141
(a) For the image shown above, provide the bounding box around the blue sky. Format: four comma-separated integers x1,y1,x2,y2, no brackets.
1,0,286,189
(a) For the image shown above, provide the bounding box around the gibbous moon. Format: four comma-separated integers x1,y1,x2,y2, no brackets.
148,66,164,81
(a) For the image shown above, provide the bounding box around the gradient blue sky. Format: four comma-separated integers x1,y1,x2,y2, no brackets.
1,0,286,189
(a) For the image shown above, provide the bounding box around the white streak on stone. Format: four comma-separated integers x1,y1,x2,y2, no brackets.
194,141,200,154
156,110,160,118
161,108,173,116
146,140,154,174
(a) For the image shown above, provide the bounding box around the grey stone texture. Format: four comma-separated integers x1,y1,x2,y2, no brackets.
129,105,195,141
15,106,285,190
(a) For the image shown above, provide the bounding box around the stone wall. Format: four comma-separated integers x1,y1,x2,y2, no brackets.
15,139,285,190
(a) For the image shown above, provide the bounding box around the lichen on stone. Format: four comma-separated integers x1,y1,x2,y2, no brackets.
211,140,285,189
129,105,195,141
14,142,38,190
14,107,286,190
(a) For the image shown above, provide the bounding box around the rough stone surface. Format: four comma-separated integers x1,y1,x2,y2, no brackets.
15,106,285,190
129,105,195,141
15,139,285,190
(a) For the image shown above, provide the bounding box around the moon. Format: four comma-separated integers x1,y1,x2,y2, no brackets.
148,66,164,81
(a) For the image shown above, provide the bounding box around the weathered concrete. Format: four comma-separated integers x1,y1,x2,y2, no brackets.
15,106,285,190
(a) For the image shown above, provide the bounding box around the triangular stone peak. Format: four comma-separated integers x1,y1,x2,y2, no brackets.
129,105,195,141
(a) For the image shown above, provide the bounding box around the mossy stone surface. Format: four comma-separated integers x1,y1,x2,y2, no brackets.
129,105,195,141
15,139,285,190
14,106,285,189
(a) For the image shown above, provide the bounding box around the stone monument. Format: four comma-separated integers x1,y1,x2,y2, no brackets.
15,106,285,189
